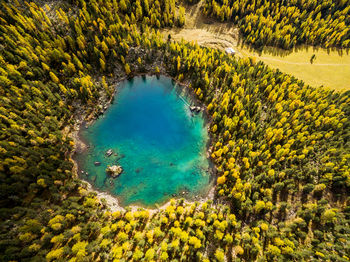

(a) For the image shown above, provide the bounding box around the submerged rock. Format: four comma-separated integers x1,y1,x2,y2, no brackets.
106,165,123,178
106,149,113,157
94,161,101,166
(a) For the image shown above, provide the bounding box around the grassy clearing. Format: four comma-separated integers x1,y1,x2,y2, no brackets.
240,46,350,91
162,1,350,91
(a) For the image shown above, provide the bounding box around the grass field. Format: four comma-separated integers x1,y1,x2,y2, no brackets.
240,46,350,91
161,1,350,91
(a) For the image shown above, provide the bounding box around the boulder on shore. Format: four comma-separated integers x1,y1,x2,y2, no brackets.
189,106,201,113
106,165,123,178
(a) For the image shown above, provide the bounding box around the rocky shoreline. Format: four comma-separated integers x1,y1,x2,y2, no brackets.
81,178,217,215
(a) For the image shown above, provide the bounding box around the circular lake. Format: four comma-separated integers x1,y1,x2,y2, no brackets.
76,75,212,207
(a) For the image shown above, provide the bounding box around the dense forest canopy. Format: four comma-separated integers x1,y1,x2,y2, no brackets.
202,0,350,49
0,0,349,261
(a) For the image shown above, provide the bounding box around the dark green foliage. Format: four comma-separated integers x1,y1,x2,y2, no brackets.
202,0,350,49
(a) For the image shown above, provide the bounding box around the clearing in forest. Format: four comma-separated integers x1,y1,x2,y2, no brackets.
162,1,350,91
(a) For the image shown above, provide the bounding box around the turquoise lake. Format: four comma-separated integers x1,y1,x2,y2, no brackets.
76,76,211,207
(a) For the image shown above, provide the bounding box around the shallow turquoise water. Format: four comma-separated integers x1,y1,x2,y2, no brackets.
76,76,211,207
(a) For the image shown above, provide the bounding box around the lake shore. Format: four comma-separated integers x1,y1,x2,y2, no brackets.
81,175,217,215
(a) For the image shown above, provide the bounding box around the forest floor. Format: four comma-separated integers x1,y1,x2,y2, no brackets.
161,1,350,91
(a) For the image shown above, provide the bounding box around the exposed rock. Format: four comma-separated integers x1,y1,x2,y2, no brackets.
106,149,113,157
106,165,123,178
189,106,201,113
94,161,101,166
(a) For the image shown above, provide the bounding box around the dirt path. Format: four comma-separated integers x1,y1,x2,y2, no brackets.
162,1,239,50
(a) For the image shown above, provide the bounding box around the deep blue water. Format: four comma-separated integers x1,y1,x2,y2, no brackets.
76,76,211,207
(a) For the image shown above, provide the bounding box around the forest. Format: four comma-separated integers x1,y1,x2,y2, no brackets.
0,0,349,261
202,0,350,49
